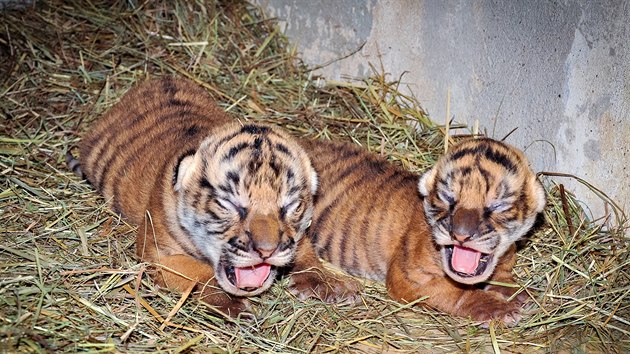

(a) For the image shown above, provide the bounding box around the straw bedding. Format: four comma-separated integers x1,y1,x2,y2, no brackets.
0,1,627,352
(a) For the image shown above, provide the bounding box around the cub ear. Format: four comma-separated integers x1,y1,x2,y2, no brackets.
174,154,197,191
530,176,547,213
309,168,318,195
418,166,437,197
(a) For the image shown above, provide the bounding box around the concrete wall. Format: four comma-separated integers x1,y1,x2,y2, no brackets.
255,0,629,223
0,0,31,9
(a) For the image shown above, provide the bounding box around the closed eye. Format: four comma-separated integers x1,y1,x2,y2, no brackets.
438,190,456,207
487,200,512,213
216,198,248,219
216,198,233,211
280,200,302,219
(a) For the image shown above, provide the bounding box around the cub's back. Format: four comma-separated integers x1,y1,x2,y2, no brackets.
299,139,425,280
79,77,231,223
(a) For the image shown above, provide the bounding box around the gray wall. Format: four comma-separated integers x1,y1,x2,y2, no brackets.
255,0,629,222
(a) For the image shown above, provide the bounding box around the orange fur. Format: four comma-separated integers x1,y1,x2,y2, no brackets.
76,77,358,315
301,138,545,325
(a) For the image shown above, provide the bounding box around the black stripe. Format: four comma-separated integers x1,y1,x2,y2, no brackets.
326,158,384,194
204,209,220,222
310,231,321,248
87,93,197,178
172,149,196,186
291,201,306,226
171,219,210,259
191,190,203,209
218,183,234,194
95,109,204,191
275,143,292,156
168,98,187,106
253,136,264,150
247,159,262,174
477,166,492,194
483,207,492,219
161,77,178,95
226,171,240,185
237,206,248,221
502,214,519,223
240,124,269,135
517,186,530,215
107,119,212,203
222,142,249,161
211,128,251,156
269,156,281,177
484,147,517,173
397,219,415,282
452,144,517,173
362,173,415,275
200,177,214,191
451,146,484,162
341,171,404,271
228,235,248,251
286,168,294,183
277,236,295,252
287,185,302,196
311,145,361,174
185,125,199,136
312,160,391,260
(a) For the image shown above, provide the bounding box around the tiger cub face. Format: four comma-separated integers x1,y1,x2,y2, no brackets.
174,123,318,296
419,138,545,285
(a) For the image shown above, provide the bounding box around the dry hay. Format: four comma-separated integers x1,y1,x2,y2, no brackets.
0,1,628,352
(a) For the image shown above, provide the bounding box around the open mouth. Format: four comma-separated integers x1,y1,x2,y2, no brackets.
445,245,491,277
225,263,272,292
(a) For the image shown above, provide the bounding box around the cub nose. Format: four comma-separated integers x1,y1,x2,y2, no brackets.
255,245,277,259
248,213,281,259
451,208,480,243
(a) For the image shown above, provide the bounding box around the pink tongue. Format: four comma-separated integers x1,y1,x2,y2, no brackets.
235,264,271,289
451,245,481,275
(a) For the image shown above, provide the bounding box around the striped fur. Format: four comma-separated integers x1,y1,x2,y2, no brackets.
301,138,545,325
76,77,358,315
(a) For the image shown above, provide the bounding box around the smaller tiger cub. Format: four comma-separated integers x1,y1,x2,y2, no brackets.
303,137,545,325
74,77,359,315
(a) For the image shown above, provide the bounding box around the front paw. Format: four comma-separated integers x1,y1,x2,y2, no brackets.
485,283,529,304
198,288,250,317
463,291,522,326
288,268,362,304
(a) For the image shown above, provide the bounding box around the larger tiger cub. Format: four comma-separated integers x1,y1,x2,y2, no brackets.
301,137,545,325
75,77,358,315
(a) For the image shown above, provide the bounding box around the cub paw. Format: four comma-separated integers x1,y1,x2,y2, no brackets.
466,291,522,327
199,289,250,317
485,284,529,304
288,268,362,304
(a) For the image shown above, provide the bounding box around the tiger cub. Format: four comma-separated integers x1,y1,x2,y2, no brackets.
74,77,358,315
301,137,545,325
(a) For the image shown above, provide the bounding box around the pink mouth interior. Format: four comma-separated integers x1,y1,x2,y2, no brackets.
235,263,271,289
451,245,481,275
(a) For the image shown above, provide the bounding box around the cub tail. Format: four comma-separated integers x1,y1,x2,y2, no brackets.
65,151,85,179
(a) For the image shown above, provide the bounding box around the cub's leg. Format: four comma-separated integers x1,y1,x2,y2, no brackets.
288,237,362,303
386,252,521,326
136,230,247,316
484,245,529,304
154,254,248,316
